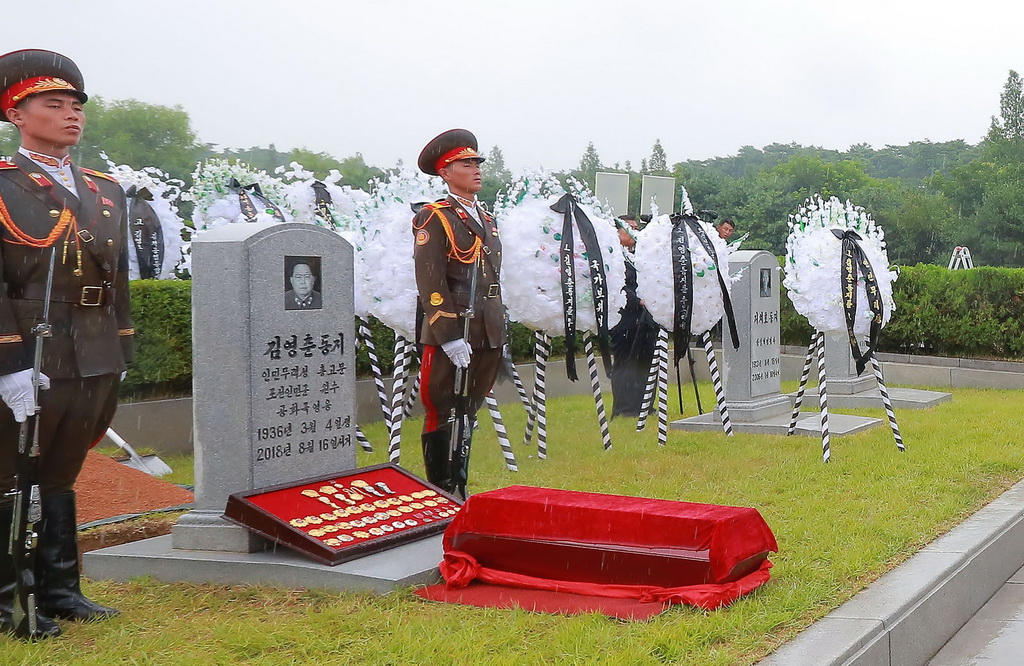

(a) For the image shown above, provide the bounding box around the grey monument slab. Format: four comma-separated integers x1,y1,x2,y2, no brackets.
86,223,440,591
674,250,792,433
173,222,357,553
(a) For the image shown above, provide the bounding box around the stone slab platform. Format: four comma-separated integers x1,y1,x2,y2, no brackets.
83,533,443,593
792,387,952,410
671,411,882,436
758,478,1024,666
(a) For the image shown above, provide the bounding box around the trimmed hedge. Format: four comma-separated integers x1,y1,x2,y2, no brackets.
125,265,1024,397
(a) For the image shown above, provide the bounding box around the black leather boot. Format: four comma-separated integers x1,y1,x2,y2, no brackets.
450,429,473,502
36,492,119,622
421,427,455,494
1,499,62,638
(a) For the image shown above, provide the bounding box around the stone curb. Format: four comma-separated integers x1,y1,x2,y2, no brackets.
757,478,1024,666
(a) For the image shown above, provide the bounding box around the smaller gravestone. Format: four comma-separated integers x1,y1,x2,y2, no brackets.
721,250,792,421
173,222,356,553
824,330,875,394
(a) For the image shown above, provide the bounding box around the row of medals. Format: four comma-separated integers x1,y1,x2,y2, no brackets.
288,478,460,548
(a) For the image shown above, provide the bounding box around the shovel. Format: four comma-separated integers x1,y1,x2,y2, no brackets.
104,428,173,477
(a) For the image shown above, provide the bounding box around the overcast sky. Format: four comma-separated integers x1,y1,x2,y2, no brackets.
6,1,1021,171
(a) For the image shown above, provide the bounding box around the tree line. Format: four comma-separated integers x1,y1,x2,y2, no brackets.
2,71,1022,267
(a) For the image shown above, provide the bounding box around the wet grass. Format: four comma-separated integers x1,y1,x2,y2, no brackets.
5,384,1023,665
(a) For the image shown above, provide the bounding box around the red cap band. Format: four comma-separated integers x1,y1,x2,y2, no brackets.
435,146,481,173
1,76,81,114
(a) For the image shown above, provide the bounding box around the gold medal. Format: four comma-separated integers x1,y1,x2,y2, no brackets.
318,486,336,495
339,534,355,542
410,502,424,510
325,538,341,547
350,519,365,528
369,527,385,536
309,529,324,537
301,490,320,498
289,518,308,528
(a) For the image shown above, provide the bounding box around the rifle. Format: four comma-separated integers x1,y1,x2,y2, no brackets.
8,247,55,639
448,254,480,500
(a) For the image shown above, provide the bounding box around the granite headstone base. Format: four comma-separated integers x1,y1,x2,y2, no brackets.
671,410,882,436
83,533,443,593
791,385,952,410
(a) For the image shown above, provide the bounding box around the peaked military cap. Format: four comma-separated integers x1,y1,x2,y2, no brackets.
417,128,485,176
0,49,87,123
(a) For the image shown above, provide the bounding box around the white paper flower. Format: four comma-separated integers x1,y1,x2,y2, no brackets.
634,214,735,334
185,158,292,231
495,171,625,335
350,168,446,339
782,195,897,338
104,161,189,279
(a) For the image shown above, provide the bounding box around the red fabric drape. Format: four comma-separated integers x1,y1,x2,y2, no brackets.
440,550,772,611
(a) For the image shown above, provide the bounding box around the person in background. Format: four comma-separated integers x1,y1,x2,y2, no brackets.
610,214,658,417
717,218,736,241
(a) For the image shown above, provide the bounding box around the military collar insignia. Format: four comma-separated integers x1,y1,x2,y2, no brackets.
27,151,71,168
81,173,99,193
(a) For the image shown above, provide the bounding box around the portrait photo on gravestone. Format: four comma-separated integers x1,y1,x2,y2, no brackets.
285,255,323,310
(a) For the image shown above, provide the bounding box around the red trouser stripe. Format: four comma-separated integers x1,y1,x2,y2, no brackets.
421,345,440,431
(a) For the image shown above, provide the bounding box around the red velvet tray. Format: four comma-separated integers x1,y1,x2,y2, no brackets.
224,463,462,566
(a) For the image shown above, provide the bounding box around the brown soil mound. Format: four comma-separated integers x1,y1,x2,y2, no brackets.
74,450,194,525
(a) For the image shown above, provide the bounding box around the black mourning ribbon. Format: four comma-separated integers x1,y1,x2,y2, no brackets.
311,180,338,227
832,228,883,375
125,185,164,279
670,215,693,367
550,193,613,381
229,178,285,223
670,214,740,368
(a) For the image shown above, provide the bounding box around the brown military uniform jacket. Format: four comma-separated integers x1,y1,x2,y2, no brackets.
413,195,505,348
0,152,133,378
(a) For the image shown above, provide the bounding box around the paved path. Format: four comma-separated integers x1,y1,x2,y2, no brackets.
928,565,1024,665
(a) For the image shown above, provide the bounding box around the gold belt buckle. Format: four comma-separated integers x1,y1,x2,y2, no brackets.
485,284,500,298
80,286,104,306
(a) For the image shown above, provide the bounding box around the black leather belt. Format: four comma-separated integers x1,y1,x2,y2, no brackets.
11,283,111,307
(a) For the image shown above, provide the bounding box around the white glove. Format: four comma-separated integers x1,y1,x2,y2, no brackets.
0,369,51,423
441,339,472,369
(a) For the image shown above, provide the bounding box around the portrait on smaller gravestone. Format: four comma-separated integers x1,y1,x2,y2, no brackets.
759,268,772,298
284,256,323,310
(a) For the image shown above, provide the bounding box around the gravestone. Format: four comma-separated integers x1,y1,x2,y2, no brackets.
85,222,443,591
671,250,881,435
720,250,792,421
805,331,952,410
173,222,357,552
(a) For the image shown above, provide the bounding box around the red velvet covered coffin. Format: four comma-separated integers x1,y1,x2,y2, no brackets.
417,486,778,617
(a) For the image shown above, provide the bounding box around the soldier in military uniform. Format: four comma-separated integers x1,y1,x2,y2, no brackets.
0,50,133,638
413,129,505,499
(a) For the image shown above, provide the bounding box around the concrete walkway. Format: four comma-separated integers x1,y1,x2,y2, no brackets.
928,565,1024,665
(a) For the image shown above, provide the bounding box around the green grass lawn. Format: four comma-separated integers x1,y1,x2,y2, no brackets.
6,383,1024,665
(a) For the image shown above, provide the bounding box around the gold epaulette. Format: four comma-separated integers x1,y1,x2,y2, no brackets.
80,168,118,183
425,200,451,210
